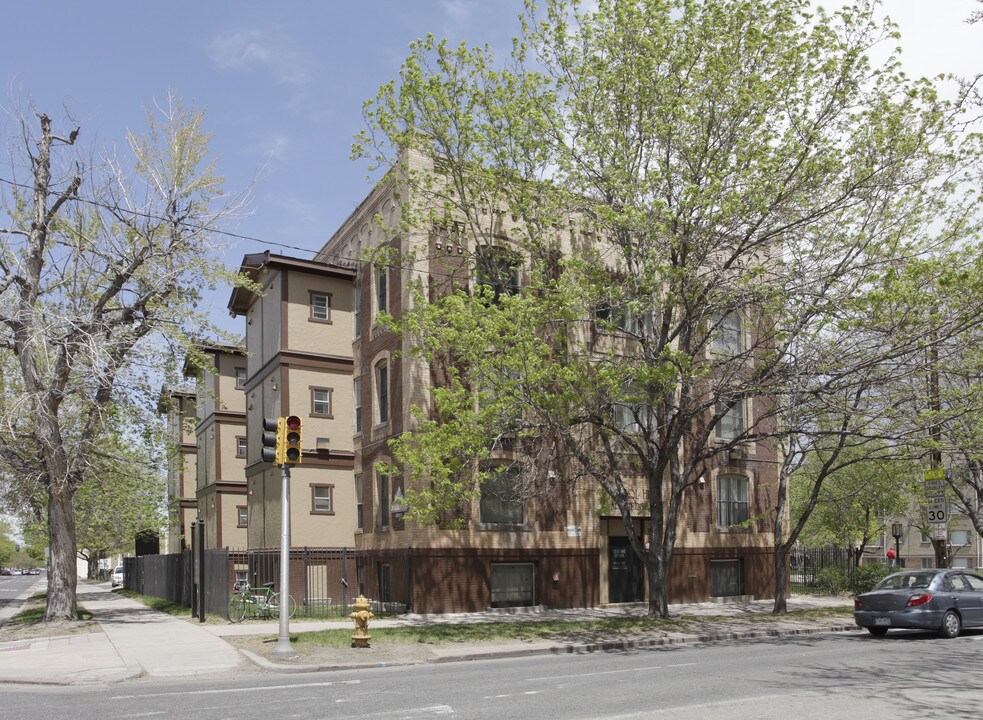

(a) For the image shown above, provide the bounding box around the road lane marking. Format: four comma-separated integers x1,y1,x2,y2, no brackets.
527,664,667,681
112,679,360,700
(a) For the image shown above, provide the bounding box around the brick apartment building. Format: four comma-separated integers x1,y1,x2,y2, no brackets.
311,149,781,613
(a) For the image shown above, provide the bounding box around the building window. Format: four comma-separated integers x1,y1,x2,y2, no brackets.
311,484,334,514
595,290,652,337
710,559,742,597
235,436,247,458
490,563,534,608
951,558,972,569
354,281,362,338
712,311,743,355
377,473,390,529
311,387,333,417
310,291,331,322
375,361,389,424
237,506,248,528
476,248,520,299
717,475,749,529
355,474,363,530
611,387,647,434
921,557,936,569
235,367,247,389
716,400,745,442
376,264,388,315
480,465,524,525
950,530,970,546
354,378,362,433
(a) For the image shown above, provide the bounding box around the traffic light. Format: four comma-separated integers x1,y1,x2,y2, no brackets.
283,415,302,465
261,417,279,463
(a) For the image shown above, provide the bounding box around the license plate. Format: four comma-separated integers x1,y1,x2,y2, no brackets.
874,617,891,626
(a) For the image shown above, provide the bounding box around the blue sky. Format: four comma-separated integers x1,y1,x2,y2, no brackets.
1,0,979,332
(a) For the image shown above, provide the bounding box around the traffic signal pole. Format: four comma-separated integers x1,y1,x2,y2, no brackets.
272,462,297,659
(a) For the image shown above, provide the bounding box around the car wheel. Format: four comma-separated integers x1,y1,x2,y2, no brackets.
866,627,888,636
939,610,962,639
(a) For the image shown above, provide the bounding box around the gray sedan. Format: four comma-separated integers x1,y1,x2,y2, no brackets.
854,569,983,638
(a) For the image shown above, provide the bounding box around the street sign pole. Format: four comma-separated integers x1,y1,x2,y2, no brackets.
272,464,297,659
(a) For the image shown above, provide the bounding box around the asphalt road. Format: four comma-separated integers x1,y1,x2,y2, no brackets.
0,572,37,613
5,628,983,719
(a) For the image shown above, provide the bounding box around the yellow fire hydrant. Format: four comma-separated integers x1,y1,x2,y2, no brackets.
349,595,374,648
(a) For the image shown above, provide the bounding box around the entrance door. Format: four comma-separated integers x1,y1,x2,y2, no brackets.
609,536,643,603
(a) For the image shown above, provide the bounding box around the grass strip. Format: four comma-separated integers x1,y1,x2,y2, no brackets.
282,606,852,648
5,593,93,626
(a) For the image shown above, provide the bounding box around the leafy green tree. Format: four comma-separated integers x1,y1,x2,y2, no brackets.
0,519,16,569
357,0,982,616
0,96,247,620
792,445,914,564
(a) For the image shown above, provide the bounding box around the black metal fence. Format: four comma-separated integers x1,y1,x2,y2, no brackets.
790,546,856,589
127,546,412,621
124,551,192,605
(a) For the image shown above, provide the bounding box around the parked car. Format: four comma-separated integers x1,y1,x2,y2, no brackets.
0,568,11,576
111,565,124,588
854,569,983,638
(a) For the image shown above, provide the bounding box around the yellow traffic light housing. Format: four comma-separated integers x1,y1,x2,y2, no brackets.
284,415,302,464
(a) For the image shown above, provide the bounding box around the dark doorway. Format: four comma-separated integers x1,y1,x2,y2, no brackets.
609,536,643,603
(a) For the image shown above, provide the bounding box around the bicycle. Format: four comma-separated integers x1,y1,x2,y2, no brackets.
228,580,297,623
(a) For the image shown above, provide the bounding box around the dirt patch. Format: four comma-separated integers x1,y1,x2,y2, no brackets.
0,596,101,643
228,633,443,666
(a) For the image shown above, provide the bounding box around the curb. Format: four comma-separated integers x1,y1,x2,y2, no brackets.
237,623,860,673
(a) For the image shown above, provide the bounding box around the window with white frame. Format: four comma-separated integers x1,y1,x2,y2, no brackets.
375,361,389,424
310,291,330,321
717,475,749,528
235,366,247,389
311,484,333,514
237,506,248,527
480,465,524,525
716,400,745,442
712,311,743,355
311,387,332,417
236,436,247,458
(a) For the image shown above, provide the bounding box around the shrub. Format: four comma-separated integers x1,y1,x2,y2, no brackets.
815,566,850,595
850,563,893,595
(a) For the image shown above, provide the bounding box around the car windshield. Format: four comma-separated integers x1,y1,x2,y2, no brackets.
875,573,935,590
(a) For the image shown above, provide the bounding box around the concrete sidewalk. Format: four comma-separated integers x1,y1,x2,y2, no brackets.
0,581,856,686
0,581,244,685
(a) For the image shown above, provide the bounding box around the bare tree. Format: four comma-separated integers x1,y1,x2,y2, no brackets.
0,96,246,620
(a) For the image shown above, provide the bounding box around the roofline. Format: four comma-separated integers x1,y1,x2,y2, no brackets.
227,251,357,316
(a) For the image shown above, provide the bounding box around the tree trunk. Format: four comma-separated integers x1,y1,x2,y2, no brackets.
772,544,789,615
45,485,78,621
645,553,669,618
86,553,102,580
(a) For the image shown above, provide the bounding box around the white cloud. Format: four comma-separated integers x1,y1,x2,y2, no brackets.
208,28,310,86
243,132,290,162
